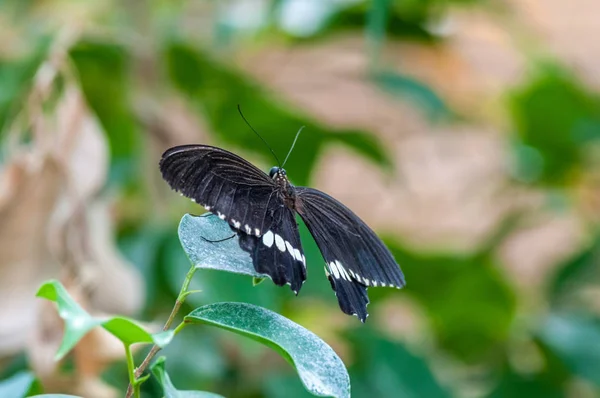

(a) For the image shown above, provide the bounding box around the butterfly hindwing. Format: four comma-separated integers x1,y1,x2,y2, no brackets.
238,205,306,293
160,145,278,236
295,187,405,321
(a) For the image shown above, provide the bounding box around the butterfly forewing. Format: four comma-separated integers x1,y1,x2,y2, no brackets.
295,187,405,321
160,144,307,291
160,145,277,235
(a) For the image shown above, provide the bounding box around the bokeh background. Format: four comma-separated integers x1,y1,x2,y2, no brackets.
1,0,599,397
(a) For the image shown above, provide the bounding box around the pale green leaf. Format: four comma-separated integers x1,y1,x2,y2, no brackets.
538,313,600,386
371,70,450,121
178,213,265,278
185,302,350,398
151,356,225,398
30,395,82,397
0,372,36,398
37,280,173,359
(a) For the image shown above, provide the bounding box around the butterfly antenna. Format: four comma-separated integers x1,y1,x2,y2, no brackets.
237,105,281,167
282,126,304,168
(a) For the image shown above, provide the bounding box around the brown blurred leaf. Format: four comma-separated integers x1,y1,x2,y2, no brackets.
0,46,144,395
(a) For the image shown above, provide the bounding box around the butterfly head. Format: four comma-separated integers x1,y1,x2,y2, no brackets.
270,166,292,192
269,166,286,179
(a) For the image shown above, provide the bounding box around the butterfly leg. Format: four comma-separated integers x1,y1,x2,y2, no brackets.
200,234,237,243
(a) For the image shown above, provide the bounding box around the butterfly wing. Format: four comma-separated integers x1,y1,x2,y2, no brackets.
160,145,277,236
238,204,306,293
295,187,406,321
160,145,306,292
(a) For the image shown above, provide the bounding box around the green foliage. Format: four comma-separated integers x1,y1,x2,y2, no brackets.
488,368,565,398
4,1,600,397
178,214,264,279
185,302,350,398
34,214,353,398
538,313,600,386
316,0,473,42
549,237,600,308
36,280,173,359
510,66,600,185
367,0,393,54
164,42,391,186
348,329,451,397
0,38,50,150
0,371,39,397
371,70,451,121
387,241,516,362
69,41,140,184
151,357,225,398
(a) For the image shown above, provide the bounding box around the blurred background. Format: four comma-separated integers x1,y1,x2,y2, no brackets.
1,0,599,397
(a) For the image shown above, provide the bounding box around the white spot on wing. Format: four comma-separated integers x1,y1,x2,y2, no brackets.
255,228,261,236
285,241,294,258
275,234,286,252
293,248,302,263
217,212,225,220
191,198,196,203
262,231,274,247
372,280,378,287
336,262,347,280
233,220,241,229
335,260,351,281
244,225,251,234
205,205,211,211
329,261,340,279
364,278,370,286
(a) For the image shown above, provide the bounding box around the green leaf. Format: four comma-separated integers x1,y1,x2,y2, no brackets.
386,240,516,363
0,38,50,140
371,70,451,121
510,65,600,185
348,329,451,398
69,41,139,185
178,213,263,278
549,239,600,308
165,42,391,186
0,371,36,398
318,3,437,43
30,395,82,398
538,313,600,386
185,302,350,398
487,368,565,398
253,277,266,286
151,356,225,398
36,280,173,359
366,0,391,61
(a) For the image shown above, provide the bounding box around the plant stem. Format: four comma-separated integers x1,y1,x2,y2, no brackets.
173,321,187,336
125,265,197,397
124,343,140,398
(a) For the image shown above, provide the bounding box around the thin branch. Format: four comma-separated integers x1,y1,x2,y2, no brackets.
125,265,197,397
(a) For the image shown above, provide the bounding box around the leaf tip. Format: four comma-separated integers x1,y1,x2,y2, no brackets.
36,279,60,300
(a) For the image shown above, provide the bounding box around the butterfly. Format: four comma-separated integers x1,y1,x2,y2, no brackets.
159,143,405,322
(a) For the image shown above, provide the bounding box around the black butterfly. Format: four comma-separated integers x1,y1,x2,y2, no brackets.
159,144,405,321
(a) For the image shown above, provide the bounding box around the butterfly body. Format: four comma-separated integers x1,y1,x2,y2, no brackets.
269,167,298,209
160,144,405,321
